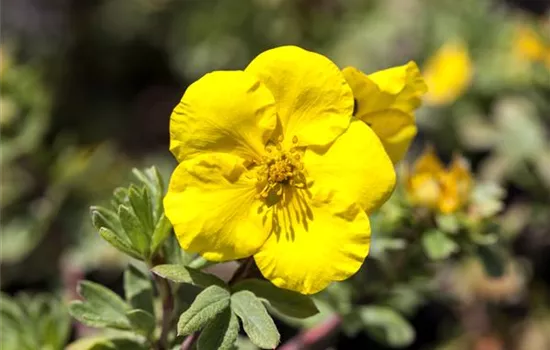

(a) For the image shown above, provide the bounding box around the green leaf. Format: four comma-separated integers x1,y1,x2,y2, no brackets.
232,279,318,319
132,167,164,222
69,281,131,330
124,265,154,315
198,308,239,350
112,187,129,207
152,264,226,288
435,214,460,234
118,205,150,256
128,185,154,232
126,309,155,336
78,281,130,314
98,227,142,260
69,302,130,330
150,213,172,255
177,285,230,336
231,290,280,349
359,306,415,348
67,336,148,350
476,245,505,278
421,229,459,260
90,206,124,237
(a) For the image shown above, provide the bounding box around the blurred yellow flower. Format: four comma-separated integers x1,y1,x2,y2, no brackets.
406,146,472,214
513,25,550,69
423,41,473,106
342,62,427,164
164,46,397,294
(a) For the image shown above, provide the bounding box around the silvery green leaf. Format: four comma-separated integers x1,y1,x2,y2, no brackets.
124,264,154,315
232,279,318,319
98,227,142,260
150,213,172,255
198,308,239,350
118,205,150,257
231,290,280,349
435,214,460,234
421,229,459,260
126,309,155,336
69,281,131,330
90,206,124,236
128,185,154,233
359,306,415,348
177,285,230,336
153,264,226,288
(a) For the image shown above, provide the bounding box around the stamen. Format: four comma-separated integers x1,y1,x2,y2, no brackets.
255,136,306,202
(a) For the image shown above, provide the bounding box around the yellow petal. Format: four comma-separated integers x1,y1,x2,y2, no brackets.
438,154,472,213
405,146,445,209
245,46,354,149
423,41,473,106
303,120,396,214
366,61,427,113
342,62,426,163
170,71,277,163
412,145,445,174
254,188,371,295
164,153,268,261
514,25,547,63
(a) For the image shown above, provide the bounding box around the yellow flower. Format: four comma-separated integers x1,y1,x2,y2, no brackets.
513,25,550,69
406,146,472,214
164,46,397,294
342,62,427,164
423,41,473,106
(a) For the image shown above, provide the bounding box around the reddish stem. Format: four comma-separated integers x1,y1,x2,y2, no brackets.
278,314,342,350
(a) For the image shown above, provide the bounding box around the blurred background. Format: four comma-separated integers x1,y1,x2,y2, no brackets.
1,0,550,349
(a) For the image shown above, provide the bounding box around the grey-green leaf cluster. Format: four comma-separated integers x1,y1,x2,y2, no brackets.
1,293,71,350
90,166,172,261
69,264,156,341
154,264,318,350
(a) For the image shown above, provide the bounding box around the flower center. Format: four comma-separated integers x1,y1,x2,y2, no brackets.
256,135,305,200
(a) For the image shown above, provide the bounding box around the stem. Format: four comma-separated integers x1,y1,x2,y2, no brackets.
279,314,342,350
180,332,200,350
153,273,174,350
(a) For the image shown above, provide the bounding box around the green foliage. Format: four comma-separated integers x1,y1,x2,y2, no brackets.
231,290,280,349
90,167,172,261
359,306,416,348
152,264,226,288
177,285,231,336
422,229,459,260
124,264,155,315
69,281,132,330
232,279,319,319
126,309,156,337
197,308,240,350
66,335,149,350
0,293,71,350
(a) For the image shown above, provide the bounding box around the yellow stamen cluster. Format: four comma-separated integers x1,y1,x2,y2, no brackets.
256,135,305,200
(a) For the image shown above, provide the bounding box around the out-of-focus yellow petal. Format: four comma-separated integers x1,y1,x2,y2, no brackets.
412,145,445,174
423,41,473,106
438,155,472,213
342,62,426,163
405,146,445,210
164,153,268,261
246,46,354,149
514,25,547,63
303,120,396,214
254,188,371,295
170,71,276,163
